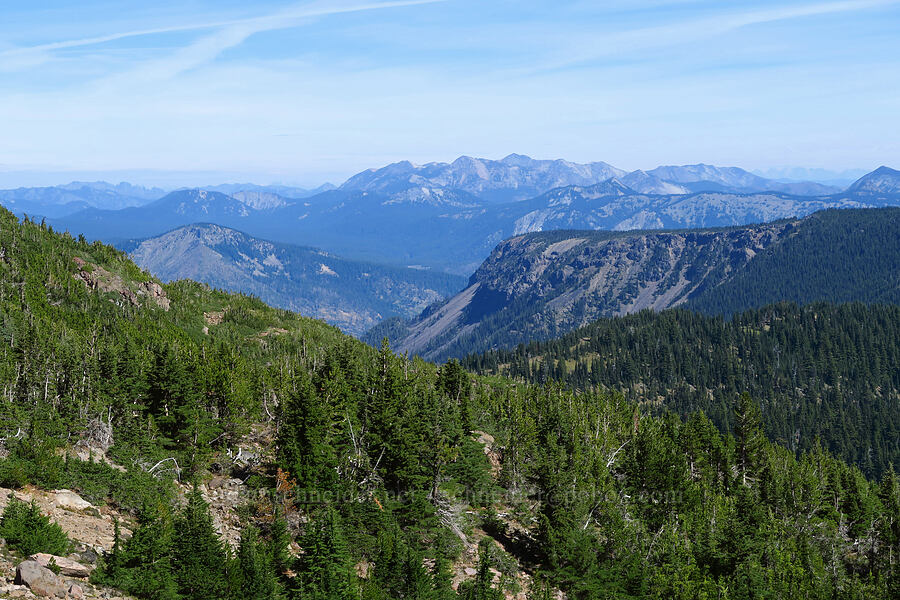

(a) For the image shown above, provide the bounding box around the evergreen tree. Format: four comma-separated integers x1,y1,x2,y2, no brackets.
95,503,179,600
463,539,502,600
276,370,336,493
233,525,280,600
734,393,765,487
293,508,357,600
878,465,900,594
172,486,229,600
431,549,456,600
268,513,292,578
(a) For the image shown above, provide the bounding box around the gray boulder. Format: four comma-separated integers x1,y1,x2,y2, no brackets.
14,560,66,598
30,552,93,578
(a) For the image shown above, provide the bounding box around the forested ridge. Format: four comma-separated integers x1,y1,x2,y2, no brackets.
1,206,899,598
463,303,900,478
685,208,900,315
370,207,900,363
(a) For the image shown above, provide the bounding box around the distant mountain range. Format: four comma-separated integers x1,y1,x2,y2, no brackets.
0,181,332,219
339,154,626,203
339,154,843,201
123,223,465,336
366,207,900,361
0,181,166,217
201,182,336,199
644,164,840,195
6,158,899,275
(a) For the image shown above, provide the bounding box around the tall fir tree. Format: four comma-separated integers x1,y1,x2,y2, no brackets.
293,508,357,600
734,393,765,487
232,525,280,600
172,486,229,600
95,503,179,600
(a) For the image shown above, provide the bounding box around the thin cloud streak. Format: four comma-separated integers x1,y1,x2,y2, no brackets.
537,0,898,71
0,0,446,72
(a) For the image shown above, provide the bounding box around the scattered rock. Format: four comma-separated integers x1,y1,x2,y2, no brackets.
68,583,84,599
208,476,227,490
77,548,99,565
204,311,225,325
473,430,502,477
355,560,371,579
258,327,288,338
464,567,477,576
53,490,94,512
30,553,93,578
15,560,66,598
4,584,31,598
137,281,170,310
72,258,169,311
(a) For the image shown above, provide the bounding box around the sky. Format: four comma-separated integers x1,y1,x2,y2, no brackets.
1,0,898,187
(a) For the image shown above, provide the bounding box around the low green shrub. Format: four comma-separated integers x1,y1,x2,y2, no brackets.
0,458,29,488
0,440,174,514
0,497,70,556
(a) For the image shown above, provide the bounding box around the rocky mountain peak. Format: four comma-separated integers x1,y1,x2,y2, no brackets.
848,165,900,194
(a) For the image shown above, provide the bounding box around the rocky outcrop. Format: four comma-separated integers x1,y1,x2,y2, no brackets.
15,560,67,598
374,221,789,361
0,487,128,555
0,487,134,599
52,491,93,513
72,257,169,310
3,560,127,600
29,554,93,579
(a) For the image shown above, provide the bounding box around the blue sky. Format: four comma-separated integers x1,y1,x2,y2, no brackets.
0,0,898,186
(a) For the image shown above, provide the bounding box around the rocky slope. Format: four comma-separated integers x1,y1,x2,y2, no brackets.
0,487,133,600
339,153,626,203
846,165,900,194
127,224,465,335
368,207,900,361
368,223,787,360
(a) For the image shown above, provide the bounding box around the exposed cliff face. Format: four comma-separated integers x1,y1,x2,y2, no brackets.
368,222,790,360
371,206,900,361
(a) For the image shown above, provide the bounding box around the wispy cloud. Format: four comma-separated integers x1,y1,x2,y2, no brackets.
0,0,446,74
0,0,895,179
539,0,898,70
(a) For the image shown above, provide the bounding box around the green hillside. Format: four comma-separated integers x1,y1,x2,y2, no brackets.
464,302,900,477
1,207,898,598
687,209,900,314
